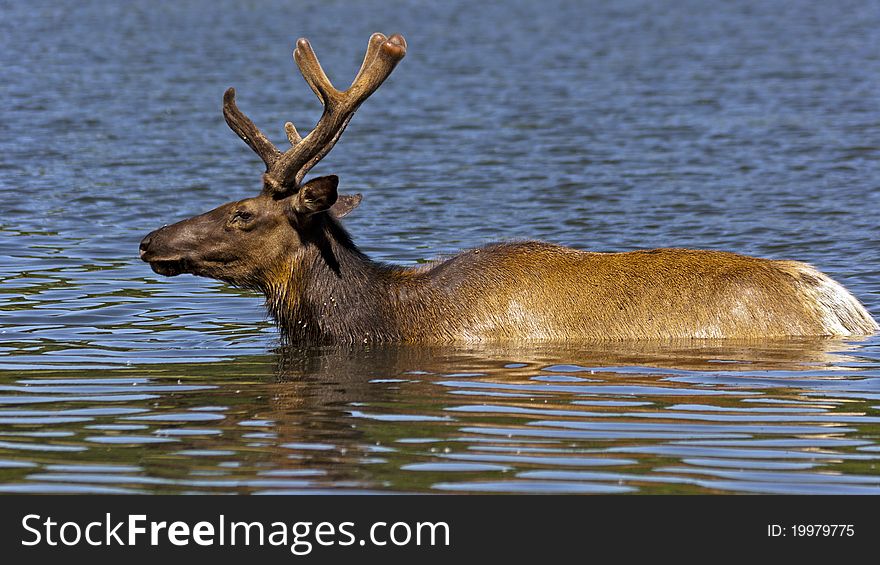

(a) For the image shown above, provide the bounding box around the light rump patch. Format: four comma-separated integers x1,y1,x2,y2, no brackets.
787,263,879,336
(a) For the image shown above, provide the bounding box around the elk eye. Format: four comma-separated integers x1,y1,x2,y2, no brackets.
232,210,253,222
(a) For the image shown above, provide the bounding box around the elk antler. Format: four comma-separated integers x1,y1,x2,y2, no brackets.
222,33,407,195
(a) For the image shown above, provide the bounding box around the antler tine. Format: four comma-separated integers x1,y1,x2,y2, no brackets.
262,33,407,193
350,32,388,89
222,88,281,171
284,121,302,145
293,38,338,104
349,34,407,98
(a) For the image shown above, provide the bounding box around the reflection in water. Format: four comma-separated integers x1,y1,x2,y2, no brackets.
2,337,880,494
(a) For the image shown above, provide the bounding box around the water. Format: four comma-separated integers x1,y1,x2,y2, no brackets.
1,0,879,494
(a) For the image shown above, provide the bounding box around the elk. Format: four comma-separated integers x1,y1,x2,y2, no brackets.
139,33,878,343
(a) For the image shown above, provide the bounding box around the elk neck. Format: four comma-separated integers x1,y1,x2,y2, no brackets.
261,214,425,343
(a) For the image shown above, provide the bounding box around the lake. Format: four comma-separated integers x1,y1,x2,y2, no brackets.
1,0,879,494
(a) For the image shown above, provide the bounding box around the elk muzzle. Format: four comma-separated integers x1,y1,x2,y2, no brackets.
140,224,191,277
140,207,229,277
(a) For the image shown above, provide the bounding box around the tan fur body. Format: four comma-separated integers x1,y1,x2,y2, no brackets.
267,232,877,343
409,243,877,341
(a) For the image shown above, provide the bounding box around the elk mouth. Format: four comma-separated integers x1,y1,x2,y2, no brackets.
147,258,188,277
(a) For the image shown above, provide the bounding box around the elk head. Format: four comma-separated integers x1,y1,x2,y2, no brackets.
139,33,406,290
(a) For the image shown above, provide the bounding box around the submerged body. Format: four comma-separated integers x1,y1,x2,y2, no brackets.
264,217,878,343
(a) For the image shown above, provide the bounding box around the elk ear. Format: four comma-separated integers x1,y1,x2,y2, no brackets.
330,193,362,219
292,175,339,215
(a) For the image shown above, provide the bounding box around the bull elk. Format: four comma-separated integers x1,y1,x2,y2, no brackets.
139,33,877,343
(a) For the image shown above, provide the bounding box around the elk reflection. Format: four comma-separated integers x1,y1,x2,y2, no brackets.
232,336,872,487
271,336,870,386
